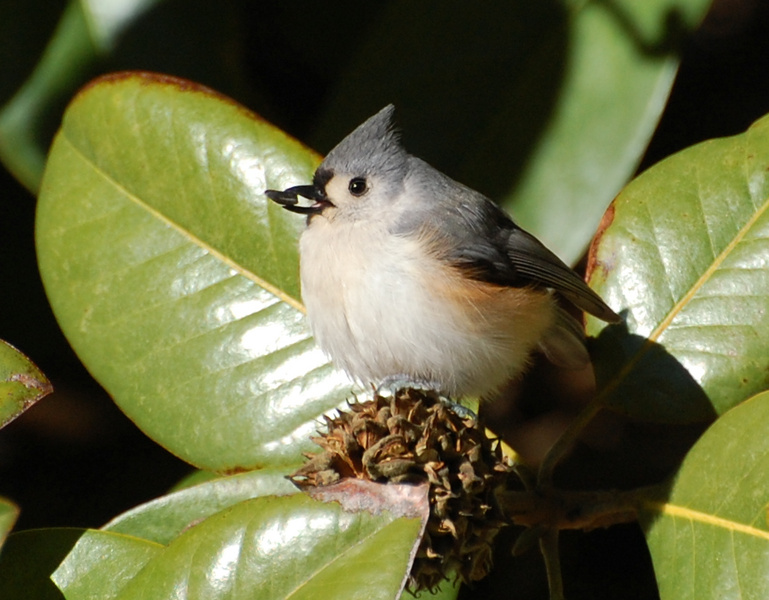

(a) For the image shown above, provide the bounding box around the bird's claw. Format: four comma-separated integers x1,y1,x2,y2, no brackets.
374,376,478,420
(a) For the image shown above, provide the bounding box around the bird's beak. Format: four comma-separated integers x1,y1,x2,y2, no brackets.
264,185,331,215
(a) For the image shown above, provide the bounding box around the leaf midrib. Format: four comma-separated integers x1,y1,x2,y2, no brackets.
59,132,306,315
596,193,769,404
643,500,769,541
648,194,769,343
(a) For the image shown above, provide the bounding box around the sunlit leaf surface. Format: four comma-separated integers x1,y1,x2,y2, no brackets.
52,530,161,600
640,391,769,599
55,494,424,600
588,113,769,420
104,468,298,544
37,72,355,471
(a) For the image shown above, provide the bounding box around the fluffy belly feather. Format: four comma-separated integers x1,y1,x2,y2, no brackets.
299,218,555,397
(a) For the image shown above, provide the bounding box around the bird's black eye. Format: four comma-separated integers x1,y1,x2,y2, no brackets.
348,177,368,197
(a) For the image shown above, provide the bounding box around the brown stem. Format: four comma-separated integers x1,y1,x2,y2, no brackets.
499,484,665,599
539,527,564,600
498,485,664,533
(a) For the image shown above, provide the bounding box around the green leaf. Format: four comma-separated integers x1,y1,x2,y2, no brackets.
59,494,424,600
0,339,52,427
0,496,19,548
0,528,85,600
103,468,298,544
52,531,162,600
37,72,354,471
312,0,710,264
588,112,769,420
640,391,769,600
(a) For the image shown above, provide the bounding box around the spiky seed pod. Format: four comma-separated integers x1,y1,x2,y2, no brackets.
290,388,511,592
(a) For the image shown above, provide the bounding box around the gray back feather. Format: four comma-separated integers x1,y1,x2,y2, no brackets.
323,104,619,324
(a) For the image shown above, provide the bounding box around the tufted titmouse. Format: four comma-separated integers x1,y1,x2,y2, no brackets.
266,105,620,398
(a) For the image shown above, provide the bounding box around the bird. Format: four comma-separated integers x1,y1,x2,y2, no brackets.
265,105,620,399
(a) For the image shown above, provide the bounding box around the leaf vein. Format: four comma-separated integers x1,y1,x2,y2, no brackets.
644,500,769,541
650,194,769,342
58,133,306,314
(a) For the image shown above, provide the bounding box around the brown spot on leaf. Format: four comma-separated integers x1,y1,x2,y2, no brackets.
306,478,430,520
8,372,53,396
77,70,218,97
585,201,616,281
72,71,322,161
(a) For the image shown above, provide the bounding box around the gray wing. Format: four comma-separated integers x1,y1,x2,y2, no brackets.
439,192,620,323
500,225,620,322
396,158,620,323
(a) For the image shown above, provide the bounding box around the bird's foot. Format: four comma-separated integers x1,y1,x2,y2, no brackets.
375,375,442,398
374,376,477,421
439,399,478,421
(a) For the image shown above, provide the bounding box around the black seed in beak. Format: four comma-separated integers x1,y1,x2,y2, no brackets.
265,185,332,215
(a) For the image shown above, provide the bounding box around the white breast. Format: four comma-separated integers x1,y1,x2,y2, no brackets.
299,215,555,397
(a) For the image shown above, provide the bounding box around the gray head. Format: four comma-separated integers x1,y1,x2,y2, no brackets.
266,105,422,221
319,105,407,180
305,105,413,220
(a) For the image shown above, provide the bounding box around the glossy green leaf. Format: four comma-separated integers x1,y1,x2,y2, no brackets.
0,339,52,427
37,72,354,471
640,391,769,600
588,112,769,420
104,468,298,544
0,496,19,548
312,0,710,264
0,528,84,600
52,531,162,600
57,494,424,600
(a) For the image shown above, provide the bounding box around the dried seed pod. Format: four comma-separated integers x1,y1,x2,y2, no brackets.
289,388,511,592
